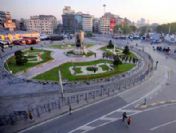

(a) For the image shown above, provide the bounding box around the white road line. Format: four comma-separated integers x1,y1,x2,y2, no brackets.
69,68,169,133
100,117,117,121
150,120,176,131
19,66,169,133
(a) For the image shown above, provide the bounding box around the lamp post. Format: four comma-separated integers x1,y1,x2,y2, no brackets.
103,4,106,14
58,69,64,98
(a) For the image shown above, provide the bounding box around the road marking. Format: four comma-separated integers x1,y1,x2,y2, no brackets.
19,65,169,133
69,68,169,133
150,120,176,131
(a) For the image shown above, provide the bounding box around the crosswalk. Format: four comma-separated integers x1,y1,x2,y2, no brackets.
68,109,141,133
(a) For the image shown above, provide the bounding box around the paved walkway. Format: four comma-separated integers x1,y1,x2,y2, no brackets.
16,44,105,79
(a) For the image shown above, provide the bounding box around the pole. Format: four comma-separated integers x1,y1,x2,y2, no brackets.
169,23,171,34
113,42,115,55
58,70,64,97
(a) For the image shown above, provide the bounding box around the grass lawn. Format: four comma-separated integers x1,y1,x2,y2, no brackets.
33,59,135,81
5,49,53,74
99,64,110,71
66,50,95,57
100,46,137,58
73,67,82,74
50,43,93,49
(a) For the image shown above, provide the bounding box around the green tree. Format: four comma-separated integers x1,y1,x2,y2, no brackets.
129,25,137,32
123,45,130,55
107,40,114,49
15,50,28,66
113,55,122,66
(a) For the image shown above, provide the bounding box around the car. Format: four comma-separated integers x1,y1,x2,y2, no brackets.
0,40,9,48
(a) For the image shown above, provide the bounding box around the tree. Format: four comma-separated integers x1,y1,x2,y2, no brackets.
114,24,132,35
123,45,130,55
113,55,122,66
129,25,137,33
15,50,27,66
107,40,114,49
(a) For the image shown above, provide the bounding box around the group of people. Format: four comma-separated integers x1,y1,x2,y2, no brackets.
122,112,132,126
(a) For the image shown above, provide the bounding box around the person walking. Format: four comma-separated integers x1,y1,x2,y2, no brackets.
122,112,127,122
69,104,72,115
28,111,33,120
127,116,132,126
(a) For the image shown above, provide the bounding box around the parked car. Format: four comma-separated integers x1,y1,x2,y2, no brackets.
0,40,9,48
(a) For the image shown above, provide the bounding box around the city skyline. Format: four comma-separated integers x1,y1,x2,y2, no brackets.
1,0,176,24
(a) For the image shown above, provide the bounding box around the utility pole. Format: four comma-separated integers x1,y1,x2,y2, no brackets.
58,70,64,98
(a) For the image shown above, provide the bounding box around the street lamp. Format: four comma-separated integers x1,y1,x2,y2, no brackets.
58,69,64,98
103,4,106,14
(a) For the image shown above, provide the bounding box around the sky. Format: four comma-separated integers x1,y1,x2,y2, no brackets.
0,0,176,24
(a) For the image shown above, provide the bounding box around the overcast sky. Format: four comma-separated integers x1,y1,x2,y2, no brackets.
1,0,176,24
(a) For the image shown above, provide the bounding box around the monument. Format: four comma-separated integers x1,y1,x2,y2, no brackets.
74,31,86,54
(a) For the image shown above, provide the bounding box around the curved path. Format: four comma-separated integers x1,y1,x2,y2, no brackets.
15,37,176,133
16,44,104,79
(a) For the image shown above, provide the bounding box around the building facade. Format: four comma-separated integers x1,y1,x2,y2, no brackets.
82,14,93,32
62,6,93,33
62,14,76,33
99,13,114,34
93,18,99,33
26,15,57,34
0,11,16,31
0,11,6,30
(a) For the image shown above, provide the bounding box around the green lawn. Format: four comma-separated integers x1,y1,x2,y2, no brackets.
5,49,53,74
100,46,137,58
66,50,95,57
73,67,82,74
50,43,93,49
99,64,110,71
33,59,135,81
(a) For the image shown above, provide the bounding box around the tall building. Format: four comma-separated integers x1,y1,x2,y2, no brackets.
0,11,6,30
26,15,57,34
137,18,146,27
62,6,93,33
62,14,76,33
99,12,115,34
63,6,75,14
93,18,99,33
0,11,16,31
82,14,93,32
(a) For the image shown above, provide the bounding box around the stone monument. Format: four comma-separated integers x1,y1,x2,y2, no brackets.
74,31,86,54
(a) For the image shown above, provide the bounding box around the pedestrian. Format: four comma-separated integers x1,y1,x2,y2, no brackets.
122,112,127,121
144,98,147,105
127,116,132,126
28,111,33,120
69,104,72,115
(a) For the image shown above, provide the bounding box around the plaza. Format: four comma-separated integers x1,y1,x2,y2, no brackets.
1,1,176,133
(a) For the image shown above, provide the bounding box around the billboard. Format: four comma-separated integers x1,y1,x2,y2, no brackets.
110,18,116,32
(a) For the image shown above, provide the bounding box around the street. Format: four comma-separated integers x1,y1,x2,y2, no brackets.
18,37,176,133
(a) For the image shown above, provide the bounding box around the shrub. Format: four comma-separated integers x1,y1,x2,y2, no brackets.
107,40,114,49
113,55,122,66
86,66,98,72
15,50,28,66
30,47,34,51
123,45,130,55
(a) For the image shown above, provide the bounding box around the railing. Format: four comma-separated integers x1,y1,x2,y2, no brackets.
0,47,153,126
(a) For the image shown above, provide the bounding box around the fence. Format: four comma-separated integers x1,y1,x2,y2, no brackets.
0,47,154,126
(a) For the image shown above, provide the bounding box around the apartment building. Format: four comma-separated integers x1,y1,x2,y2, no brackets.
82,14,93,32
26,15,57,34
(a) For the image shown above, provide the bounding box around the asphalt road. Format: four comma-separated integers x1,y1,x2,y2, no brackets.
19,37,176,133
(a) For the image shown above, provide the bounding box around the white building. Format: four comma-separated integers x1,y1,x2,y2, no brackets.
63,6,75,15
82,14,93,32
26,15,57,34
